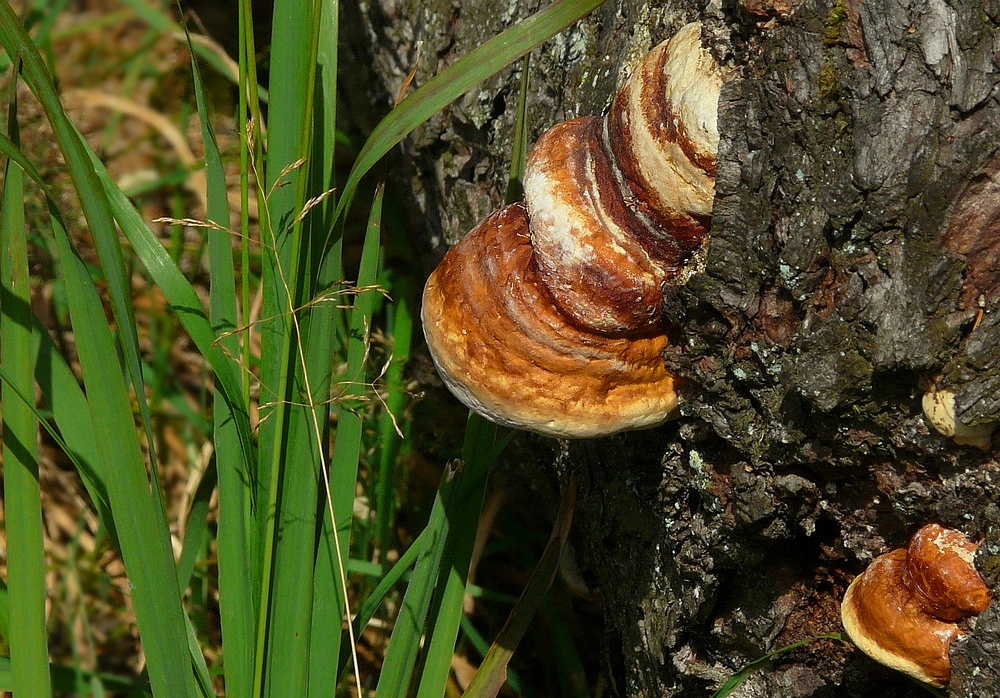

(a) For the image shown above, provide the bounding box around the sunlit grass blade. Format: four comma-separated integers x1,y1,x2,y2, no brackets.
333,0,606,223
1,75,51,698
29,292,117,550
374,461,469,697
185,15,257,696
255,1,328,693
304,3,348,693
0,358,112,540
0,1,162,504
459,616,537,698
0,10,199,694
0,42,259,682
46,186,197,698
415,413,498,698
0,132,117,548
5,16,185,642
463,474,577,698
343,526,429,671
310,179,384,697
254,0,317,482
711,633,848,698
0,123,254,563
86,149,255,467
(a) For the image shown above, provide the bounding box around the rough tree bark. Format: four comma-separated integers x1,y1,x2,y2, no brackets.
342,1,1000,696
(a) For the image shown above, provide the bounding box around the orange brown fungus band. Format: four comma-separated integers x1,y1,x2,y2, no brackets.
841,524,992,687
421,22,723,438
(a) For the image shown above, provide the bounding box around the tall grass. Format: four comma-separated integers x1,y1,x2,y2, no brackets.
0,0,606,695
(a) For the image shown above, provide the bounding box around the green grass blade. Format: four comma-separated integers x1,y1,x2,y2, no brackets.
185,16,257,697
374,272,415,562
505,54,532,203
254,0,316,479
1,79,52,698
117,0,269,101
333,0,606,224
0,0,162,500
0,8,199,685
45,191,197,697
311,179,384,697
252,3,320,690
373,416,501,697
0,46,250,553
255,0,328,690
305,2,346,692
463,474,577,698
87,150,255,470
374,463,467,697
347,526,429,656
259,411,322,697
3,16,187,632
31,288,116,545
175,461,216,594
1,109,255,476
0,316,119,549
414,414,498,698
711,633,847,697
0,11,257,501
0,129,185,556
183,613,215,698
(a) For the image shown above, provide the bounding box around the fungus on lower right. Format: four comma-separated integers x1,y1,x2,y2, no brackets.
840,524,992,687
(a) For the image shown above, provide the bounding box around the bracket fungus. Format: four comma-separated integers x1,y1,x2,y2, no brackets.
841,524,992,687
421,22,723,438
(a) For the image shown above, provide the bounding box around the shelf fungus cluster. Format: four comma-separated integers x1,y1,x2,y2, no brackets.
841,524,993,687
421,22,723,438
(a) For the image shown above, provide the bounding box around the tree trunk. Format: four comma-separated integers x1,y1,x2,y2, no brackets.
342,0,1000,695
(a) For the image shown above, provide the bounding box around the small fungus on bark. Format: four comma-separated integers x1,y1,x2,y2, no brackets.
922,387,997,452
